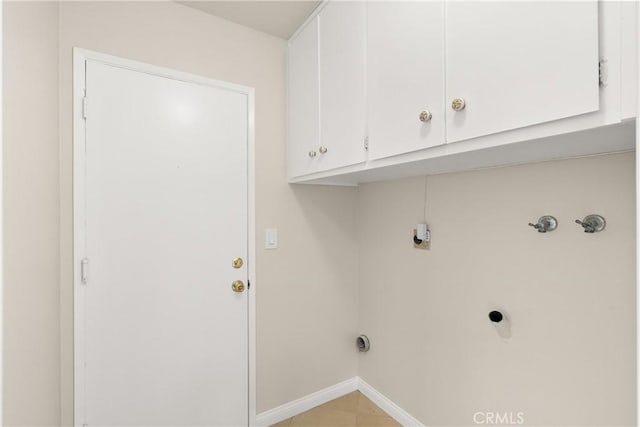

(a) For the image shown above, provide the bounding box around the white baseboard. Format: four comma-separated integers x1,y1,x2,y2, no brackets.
255,377,359,426
357,378,425,427
254,376,424,427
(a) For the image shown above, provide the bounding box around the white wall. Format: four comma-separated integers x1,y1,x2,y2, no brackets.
3,2,61,425
357,152,636,426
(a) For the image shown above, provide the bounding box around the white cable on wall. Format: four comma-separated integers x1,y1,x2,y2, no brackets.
422,175,428,221
636,3,640,425
1,2,5,424
1,2,4,424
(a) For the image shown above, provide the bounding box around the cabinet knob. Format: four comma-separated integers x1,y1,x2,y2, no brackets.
451,98,466,111
308,150,317,158
318,146,328,154
419,110,432,122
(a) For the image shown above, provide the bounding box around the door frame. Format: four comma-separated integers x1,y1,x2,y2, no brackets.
72,48,256,427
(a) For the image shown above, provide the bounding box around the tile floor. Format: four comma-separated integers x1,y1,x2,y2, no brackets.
271,391,401,427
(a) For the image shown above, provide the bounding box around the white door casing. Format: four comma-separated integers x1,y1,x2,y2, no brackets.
73,49,256,426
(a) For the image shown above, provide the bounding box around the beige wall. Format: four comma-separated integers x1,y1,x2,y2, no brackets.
357,152,636,426
3,2,61,425
3,2,637,426
56,1,359,421
4,1,359,424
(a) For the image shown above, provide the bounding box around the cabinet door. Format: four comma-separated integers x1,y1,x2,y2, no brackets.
445,1,599,143
288,17,319,179
367,1,445,160
319,1,367,171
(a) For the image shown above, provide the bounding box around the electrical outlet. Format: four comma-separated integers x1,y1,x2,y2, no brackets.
413,229,430,250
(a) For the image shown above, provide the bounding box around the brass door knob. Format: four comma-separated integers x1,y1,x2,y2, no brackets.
232,257,243,269
419,110,432,122
451,98,466,111
318,146,328,154
308,150,317,158
232,280,245,293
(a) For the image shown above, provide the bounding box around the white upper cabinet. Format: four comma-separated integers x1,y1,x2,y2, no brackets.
367,1,445,160
287,1,634,185
445,1,600,143
288,16,319,178
318,1,367,171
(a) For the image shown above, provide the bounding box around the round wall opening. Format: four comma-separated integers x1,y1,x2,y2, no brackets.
356,335,370,352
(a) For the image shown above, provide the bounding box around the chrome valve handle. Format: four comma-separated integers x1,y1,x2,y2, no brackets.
528,215,558,233
575,215,606,233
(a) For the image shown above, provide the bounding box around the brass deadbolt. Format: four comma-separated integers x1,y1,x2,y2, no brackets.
232,257,243,269
232,280,245,293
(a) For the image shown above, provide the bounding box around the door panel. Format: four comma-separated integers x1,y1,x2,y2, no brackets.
445,1,599,143
367,1,445,160
288,17,320,179
319,1,367,171
82,60,248,426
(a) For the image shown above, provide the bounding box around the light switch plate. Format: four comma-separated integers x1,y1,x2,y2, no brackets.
265,228,278,249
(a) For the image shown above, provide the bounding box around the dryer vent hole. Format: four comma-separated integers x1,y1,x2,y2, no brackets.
357,335,370,352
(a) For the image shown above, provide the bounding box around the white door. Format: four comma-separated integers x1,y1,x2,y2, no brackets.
367,1,445,160
75,58,250,426
318,1,367,171
445,1,599,143
288,16,320,179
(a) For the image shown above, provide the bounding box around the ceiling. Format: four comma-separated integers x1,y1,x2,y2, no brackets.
179,1,321,39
